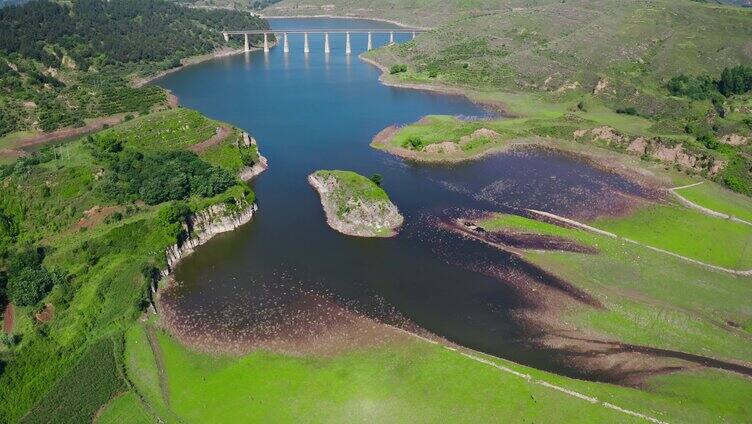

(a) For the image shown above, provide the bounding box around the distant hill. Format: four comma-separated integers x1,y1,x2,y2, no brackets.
366,0,752,119
263,0,752,26
0,0,267,136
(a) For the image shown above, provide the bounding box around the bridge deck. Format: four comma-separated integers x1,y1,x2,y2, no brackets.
224,29,427,35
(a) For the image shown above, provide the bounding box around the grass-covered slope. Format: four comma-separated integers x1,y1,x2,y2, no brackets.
309,170,404,237
0,0,269,137
363,0,752,194
0,108,259,422
265,0,752,26
122,320,752,423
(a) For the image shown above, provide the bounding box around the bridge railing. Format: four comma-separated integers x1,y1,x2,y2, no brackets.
222,28,427,53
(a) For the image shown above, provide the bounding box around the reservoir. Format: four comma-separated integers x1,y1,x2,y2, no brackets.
154,18,653,381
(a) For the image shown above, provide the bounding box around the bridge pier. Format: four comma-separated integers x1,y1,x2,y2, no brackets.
223,32,229,43
263,33,269,53
244,33,249,52
283,32,289,53
345,31,351,55
412,31,416,40
304,32,309,53
367,32,372,50
390,31,394,44
324,32,330,53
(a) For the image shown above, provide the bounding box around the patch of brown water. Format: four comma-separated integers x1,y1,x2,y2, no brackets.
158,285,414,357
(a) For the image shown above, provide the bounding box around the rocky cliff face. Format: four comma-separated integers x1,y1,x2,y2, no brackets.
573,127,727,176
163,201,257,275
308,173,404,238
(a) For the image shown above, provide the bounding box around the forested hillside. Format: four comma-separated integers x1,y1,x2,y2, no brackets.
263,0,751,26
0,0,267,136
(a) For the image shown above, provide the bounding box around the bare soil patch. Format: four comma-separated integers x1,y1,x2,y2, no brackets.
35,303,55,323
189,125,231,153
12,114,126,151
3,303,14,334
70,205,122,233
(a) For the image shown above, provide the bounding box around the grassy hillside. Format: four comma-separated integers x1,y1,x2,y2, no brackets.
113,318,752,423
0,108,258,422
363,0,752,194
0,0,268,137
264,0,751,26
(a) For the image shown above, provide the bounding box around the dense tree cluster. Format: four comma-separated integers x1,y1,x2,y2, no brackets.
667,65,752,99
3,246,56,307
0,0,268,68
86,135,236,205
0,0,267,136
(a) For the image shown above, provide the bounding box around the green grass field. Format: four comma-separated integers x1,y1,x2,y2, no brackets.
94,109,219,152
479,213,752,363
95,391,154,424
591,201,752,269
675,182,752,223
120,321,752,423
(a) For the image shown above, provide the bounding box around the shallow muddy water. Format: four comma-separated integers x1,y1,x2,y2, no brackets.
154,18,655,380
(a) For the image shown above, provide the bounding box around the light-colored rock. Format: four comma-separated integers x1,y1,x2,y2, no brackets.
720,134,748,146
423,141,460,154
459,128,501,147
627,136,648,154
593,78,609,94
164,201,258,275
308,172,404,238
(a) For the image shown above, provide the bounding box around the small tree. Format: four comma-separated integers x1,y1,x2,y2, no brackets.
370,174,383,186
7,267,53,306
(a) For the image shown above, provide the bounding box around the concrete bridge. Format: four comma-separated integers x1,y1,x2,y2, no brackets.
222,29,427,54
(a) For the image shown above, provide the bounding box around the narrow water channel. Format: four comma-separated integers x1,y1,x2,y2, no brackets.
154,18,653,380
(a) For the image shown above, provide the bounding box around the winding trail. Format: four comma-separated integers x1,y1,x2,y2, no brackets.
145,325,171,407
388,325,669,424
525,209,752,277
669,182,752,227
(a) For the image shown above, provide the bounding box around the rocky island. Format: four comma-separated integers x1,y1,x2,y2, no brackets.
308,170,404,237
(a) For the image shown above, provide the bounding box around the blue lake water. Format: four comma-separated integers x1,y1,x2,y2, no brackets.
154,18,653,380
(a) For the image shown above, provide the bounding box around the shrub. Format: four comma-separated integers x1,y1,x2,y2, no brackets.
667,74,716,100
369,174,383,186
389,64,408,74
616,106,638,116
404,135,424,150
7,267,53,306
718,65,752,97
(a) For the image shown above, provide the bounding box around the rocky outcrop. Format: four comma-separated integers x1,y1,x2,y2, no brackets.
237,131,269,181
720,134,748,146
574,127,727,176
161,134,267,276
308,172,404,237
164,200,258,274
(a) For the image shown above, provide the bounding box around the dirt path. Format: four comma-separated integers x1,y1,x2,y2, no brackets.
669,182,752,227
387,325,669,424
526,209,752,276
189,125,231,153
145,325,171,406
2,303,13,334
8,114,127,153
